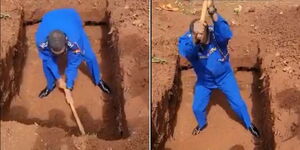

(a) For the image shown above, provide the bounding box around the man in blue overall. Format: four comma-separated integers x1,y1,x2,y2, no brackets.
178,2,260,138
36,8,111,98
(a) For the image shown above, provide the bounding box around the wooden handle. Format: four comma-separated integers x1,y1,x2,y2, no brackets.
64,89,86,135
207,0,213,9
200,0,208,23
69,100,86,135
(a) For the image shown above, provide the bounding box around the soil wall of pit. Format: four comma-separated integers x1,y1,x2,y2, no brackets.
0,0,25,113
151,55,181,150
107,0,149,147
22,0,107,23
255,3,300,149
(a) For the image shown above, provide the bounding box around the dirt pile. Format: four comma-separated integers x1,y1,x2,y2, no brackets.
1,120,142,150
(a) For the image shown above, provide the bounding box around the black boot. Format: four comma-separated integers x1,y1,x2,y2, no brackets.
38,85,56,98
248,124,260,138
192,124,207,136
97,80,111,94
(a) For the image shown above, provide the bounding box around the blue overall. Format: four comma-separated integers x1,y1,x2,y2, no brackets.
178,14,252,129
35,8,102,89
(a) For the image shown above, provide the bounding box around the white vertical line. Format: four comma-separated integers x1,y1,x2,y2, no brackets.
148,0,152,149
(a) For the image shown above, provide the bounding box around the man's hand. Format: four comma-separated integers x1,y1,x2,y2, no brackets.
57,78,73,104
207,0,218,22
57,78,66,90
193,21,209,44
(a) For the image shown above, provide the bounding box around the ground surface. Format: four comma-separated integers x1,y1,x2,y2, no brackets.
255,1,300,149
1,0,148,149
152,0,300,149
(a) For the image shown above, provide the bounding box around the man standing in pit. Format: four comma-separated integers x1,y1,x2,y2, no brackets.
178,0,260,137
35,8,111,98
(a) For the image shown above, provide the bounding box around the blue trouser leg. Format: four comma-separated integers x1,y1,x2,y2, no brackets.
42,61,56,90
219,72,252,128
193,84,212,129
82,32,102,85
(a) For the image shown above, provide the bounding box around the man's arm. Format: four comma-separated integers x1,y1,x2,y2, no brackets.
38,46,68,89
65,49,82,90
38,47,61,80
208,3,232,48
178,31,199,62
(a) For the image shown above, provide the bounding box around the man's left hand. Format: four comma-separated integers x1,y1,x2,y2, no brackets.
57,78,66,90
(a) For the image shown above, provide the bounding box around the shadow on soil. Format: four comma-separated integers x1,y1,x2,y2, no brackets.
3,104,125,140
207,90,244,127
250,62,266,150
32,123,77,150
97,12,129,140
3,105,80,135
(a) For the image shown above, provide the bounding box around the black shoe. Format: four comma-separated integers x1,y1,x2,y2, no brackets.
97,80,111,94
248,124,260,138
38,85,55,98
192,124,206,136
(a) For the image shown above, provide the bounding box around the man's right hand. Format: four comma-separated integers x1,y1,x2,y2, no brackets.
57,78,66,90
207,0,218,21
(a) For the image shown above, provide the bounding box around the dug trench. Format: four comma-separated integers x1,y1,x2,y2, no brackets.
1,14,129,140
157,45,275,149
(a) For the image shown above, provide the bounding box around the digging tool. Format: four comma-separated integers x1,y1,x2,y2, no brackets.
63,88,86,135
200,0,208,23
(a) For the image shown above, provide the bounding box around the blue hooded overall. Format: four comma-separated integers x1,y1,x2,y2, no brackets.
178,14,252,129
35,8,102,89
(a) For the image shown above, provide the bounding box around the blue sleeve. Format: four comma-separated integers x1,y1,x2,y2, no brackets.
213,14,232,48
65,50,82,89
38,47,61,79
36,8,82,44
178,31,198,62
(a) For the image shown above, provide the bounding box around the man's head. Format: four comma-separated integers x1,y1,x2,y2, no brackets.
190,19,209,44
48,30,67,55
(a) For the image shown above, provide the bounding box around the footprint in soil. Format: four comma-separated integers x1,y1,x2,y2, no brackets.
276,88,300,141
